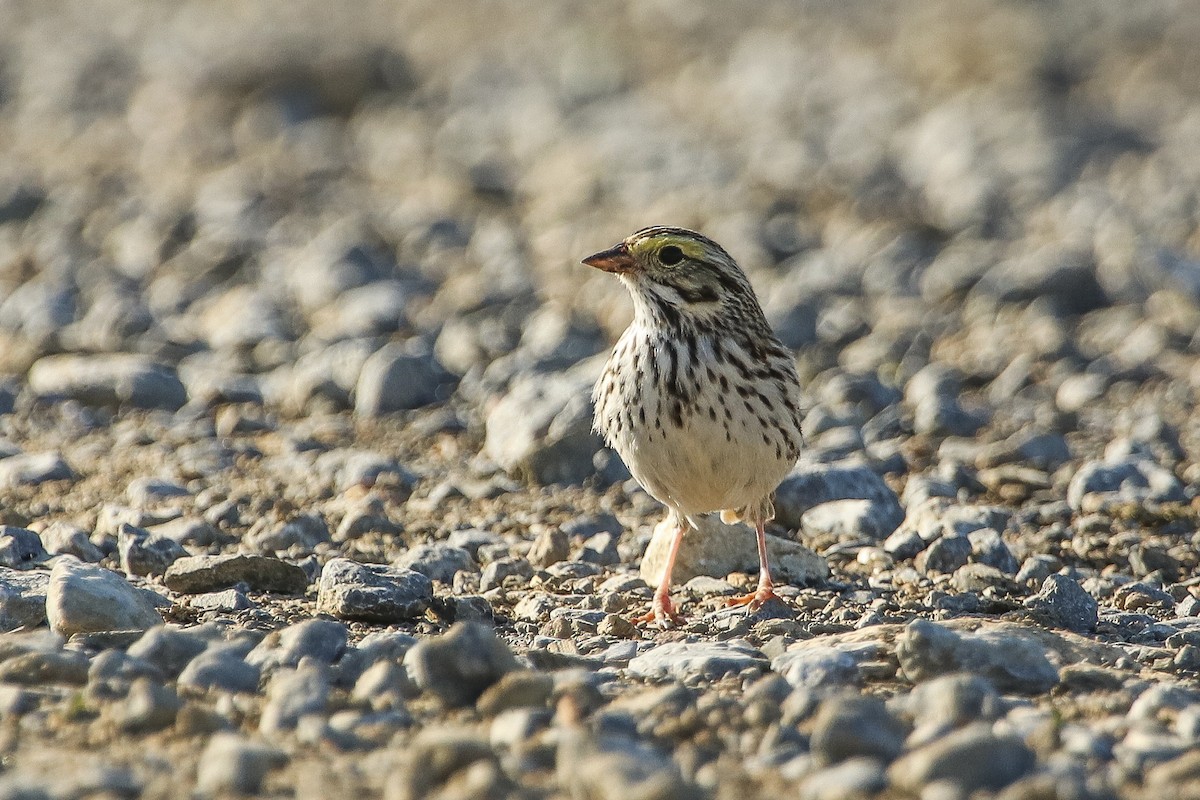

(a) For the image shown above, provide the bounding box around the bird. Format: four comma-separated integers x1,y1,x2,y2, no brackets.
584,226,805,626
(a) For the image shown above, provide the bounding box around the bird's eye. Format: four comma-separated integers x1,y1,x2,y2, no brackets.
659,245,684,266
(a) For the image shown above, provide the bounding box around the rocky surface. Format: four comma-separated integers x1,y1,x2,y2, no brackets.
0,0,1199,797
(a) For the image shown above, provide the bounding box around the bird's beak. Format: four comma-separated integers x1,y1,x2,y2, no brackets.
582,242,636,274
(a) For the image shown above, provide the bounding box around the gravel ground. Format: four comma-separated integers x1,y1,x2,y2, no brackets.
1,1,1200,798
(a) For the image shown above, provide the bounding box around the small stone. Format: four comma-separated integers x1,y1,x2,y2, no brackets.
195,733,284,795
114,677,181,733
901,673,1001,731
247,618,348,671
117,524,186,577
896,620,1059,694
39,522,104,561
915,534,972,575
0,450,76,489
1025,574,1099,633
395,543,477,583
577,531,620,566
480,557,534,592
0,567,49,631
810,694,907,765
354,342,450,416
128,626,210,678
259,661,330,734
386,728,498,800
190,588,252,612
1066,456,1186,511
628,640,767,682
799,757,888,800
528,527,570,567
317,558,432,622
774,462,904,532
406,622,520,707
0,527,49,568
772,646,860,690
888,723,1035,793
27,354,187,410
0,648,89,685
164,554,309,594
476,670,554,715
178,646,262,694
46,557,163,636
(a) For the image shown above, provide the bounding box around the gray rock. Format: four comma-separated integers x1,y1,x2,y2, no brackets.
967,528,1019,574
316,558,432,622
772,646,860,690
640,514,828,587
557,727,690,800
1066,456,1186,512
386,727,499,800
798,757,888,800
484,369,601,485
125,477,190,506
127,626,210,678
354,341,451,416
1015,555,1062,585
912,396,988,437
0,568,49,631
774,462,904,532
247,618,348,671
628,640,768,682
577,531,620,566
480,557,534,592
888,723,1035,793
0,452,75,487
147,517,228,547
406,621,520,707
113,677,181,733
0,527,49,569
39,522,104,562
117,523,186,577
0,647,89,685
317,449,418,493
1025,574,1099,633
915,533,972,574
27,354,187,410
260,661,331,733
178,645,262,693
811,694,907,765
195,733,284,795
164,554,309,594
900,673,1001,731
896,620,1059,694
333,501,401,542
190,588,252,612
800,499,902,541
394,543,477,583
45,557,163,636
528,527,570,567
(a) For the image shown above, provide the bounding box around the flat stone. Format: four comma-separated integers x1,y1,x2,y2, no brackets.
164,554,309,594
889,723,1035,793
46,557,163,636
772,645,861,690
896,619,1059,694
27,353,187,410
640,514,828,586
394,543,477,583
774,461,904,532
1025,574,1099,633
628,640,767,681
316,558,432,622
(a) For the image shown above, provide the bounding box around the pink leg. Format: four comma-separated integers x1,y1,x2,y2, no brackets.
725,516,781,610
633,519,686,627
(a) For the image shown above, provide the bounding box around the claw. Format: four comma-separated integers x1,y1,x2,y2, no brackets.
632,593,684,628
724,586,782,611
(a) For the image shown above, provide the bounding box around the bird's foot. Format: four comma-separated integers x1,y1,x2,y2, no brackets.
632,593,684,628
724,585,781,611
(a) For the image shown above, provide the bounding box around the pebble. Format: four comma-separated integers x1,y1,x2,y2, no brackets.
117,523,186,576
316,558,433,622
528,527,570,567
45,557,163,636
164,554,309,594
259,661,331,733
113,677,181,733
178,645,262,694
483,369,601,485
628,640,768,682
774,462,904,532
394,543,478,583
0,452,75,487
247,618,348,670
1025,574,1099,633
406,622,520,707
195,733,284,795
798,757,888,800
772,646,861,690
354,342,450,416
896,619,1059,694
889,723,1035,793
27,354,187,410
0,568,49,632
1066,456,1186,511
127,626,211,678
39,522,104,561
811,694,907,765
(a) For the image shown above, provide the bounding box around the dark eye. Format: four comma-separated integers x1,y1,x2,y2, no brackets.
659,245,683,266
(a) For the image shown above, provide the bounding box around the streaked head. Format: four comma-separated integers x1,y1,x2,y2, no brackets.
582,226,755,321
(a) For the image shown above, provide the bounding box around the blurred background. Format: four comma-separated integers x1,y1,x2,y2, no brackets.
1,0,1199,439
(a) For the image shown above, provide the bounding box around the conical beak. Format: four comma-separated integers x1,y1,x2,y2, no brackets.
582,242,635,274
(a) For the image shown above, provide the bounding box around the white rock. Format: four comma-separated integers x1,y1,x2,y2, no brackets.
45,557,163,636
